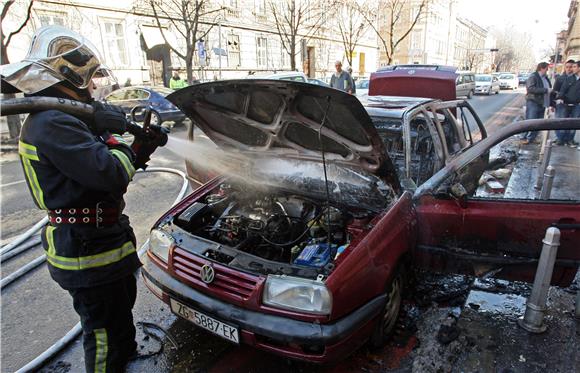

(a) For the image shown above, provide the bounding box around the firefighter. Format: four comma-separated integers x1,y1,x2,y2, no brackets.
0,26,167,372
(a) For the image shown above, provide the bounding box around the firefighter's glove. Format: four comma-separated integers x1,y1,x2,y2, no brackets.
101,132,136,163
131,125,170,170
92,102,128,135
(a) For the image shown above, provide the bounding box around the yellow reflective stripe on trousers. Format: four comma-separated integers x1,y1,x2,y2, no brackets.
20,157,47,210
110,149,136,180
94,328,108,373
18,141,39,160
44,228,136,271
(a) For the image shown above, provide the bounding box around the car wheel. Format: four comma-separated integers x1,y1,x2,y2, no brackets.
369,268,404,348
467,90,473,99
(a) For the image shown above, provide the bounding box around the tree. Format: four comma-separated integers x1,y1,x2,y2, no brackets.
360,0,427,65
336,3,369,68
491,26,534,72
144,0,223,84
1,0,34,139
269,0,328,71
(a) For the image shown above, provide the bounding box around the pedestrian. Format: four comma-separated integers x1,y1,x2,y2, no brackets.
0,25,167,372
170,72,187,89
124,77,132,87
347,66,356,94
522,62,552,144
330,61,354,94
556,61,580,146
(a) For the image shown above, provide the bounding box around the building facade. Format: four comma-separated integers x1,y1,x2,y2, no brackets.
3,0,379,87
565,1,580,61
378,0,488,70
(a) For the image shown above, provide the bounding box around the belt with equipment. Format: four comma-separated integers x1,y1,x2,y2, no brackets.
48,203,120,227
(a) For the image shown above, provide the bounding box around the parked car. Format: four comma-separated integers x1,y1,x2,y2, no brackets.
104,86,186,126
455,71,476,99
245,71,308,82
518,73,530,85
475,74,500,95
498,73,519,90
307,78,330,87
137,81,580,365
355,79,370,97
370,65,474,100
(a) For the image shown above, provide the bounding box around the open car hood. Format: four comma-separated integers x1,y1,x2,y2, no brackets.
167,80,401,205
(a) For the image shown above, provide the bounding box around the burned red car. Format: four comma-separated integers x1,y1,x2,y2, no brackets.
141,80,580,363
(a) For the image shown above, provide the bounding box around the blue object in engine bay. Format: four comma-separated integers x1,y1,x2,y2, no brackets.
294,243,334,268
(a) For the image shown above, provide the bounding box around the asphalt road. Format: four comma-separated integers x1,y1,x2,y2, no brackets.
0,89,525,373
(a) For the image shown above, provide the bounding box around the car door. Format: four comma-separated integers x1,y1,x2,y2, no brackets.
492,76,499,92
412,119,580,286
455,75,466,97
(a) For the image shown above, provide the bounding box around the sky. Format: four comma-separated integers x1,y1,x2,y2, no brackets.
456,0,571,59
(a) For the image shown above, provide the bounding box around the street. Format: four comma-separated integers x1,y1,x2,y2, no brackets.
0,90,529,373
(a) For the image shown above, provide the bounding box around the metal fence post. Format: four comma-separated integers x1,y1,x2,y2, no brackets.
518,227,561,333
535,139,553,190
538,131,550,163
540,166,556,199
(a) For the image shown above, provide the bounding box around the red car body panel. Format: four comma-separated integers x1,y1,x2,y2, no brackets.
414,196,580,285
369,68,457,101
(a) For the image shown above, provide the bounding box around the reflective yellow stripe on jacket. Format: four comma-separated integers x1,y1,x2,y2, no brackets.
18,141,47,209
110,149,136,180
44,226,136,270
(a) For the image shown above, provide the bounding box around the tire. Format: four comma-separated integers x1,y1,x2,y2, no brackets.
369,268,404,349
467,90,473,99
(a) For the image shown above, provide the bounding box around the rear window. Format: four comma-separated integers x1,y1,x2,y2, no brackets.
155,87,176,96
499,74,515,79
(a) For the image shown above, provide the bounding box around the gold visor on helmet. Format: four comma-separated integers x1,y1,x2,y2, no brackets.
1,25,106,94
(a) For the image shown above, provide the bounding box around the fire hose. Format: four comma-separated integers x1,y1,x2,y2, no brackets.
1,97,190,371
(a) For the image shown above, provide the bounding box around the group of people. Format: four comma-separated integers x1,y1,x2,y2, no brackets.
524,61,579,146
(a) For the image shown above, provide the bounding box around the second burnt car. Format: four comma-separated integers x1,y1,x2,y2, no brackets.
141,80,580,363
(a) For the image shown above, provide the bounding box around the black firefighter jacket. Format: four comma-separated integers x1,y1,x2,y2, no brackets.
558,74,580,104
18,109,141,289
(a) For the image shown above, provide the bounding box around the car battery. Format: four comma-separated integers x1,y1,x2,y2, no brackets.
294,243,332,268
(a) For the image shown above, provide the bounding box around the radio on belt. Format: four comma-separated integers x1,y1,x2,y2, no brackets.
293,243,333,268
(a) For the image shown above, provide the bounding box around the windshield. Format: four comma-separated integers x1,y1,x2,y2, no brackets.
475,75,491,82
499,74,515,79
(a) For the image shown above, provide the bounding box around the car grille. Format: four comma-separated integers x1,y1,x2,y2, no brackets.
171,247,260,301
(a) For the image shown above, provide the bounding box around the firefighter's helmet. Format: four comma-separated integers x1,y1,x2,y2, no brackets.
1,25,111,94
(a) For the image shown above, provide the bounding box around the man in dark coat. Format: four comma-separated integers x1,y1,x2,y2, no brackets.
556,61,580,146
522,62,552,144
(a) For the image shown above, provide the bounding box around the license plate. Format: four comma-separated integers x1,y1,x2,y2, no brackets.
170,298,239,344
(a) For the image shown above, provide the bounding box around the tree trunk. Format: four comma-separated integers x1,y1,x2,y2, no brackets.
186,55,194,84
290,44,296,71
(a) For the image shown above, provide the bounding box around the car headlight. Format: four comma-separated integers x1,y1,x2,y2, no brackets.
263,275,332,315
149,229,174,263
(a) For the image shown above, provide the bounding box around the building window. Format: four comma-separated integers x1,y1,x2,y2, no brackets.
410,30,422,50
255,0,267,16
102,21,128,67
37,11,67,27
256,37,268,68
227,34,240,67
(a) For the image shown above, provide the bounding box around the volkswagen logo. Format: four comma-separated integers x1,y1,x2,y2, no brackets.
200,264,215,284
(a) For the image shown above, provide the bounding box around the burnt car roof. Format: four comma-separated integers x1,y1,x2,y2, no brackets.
359,95,436,118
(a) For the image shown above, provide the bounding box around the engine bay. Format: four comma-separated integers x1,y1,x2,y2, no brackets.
174,182,375,272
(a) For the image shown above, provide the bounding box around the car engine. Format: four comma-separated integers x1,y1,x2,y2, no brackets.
178,183,354,267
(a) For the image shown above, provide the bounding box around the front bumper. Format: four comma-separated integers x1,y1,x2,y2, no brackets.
475,86,490,93
141,254,386,362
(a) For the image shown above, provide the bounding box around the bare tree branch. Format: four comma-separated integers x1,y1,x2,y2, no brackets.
5,0,34,47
